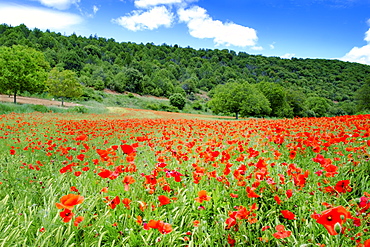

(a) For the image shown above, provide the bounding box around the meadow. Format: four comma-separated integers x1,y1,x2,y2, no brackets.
0,110,369,246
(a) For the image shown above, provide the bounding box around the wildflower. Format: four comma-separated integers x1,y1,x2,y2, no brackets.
194,190,211,203
122,198,131,209
274,195,282,205
158,195,171,206
286,189,293,198
70,186,78,192
147,220,172,234
334,180,352,193
120,144,134,154
74,216,84,227
281,210,296,220
107,196,120,209
60,209,74,223
193,220,200,227
273,224,291,239
312,206,351,235
55,194,84,210
122,175,135,191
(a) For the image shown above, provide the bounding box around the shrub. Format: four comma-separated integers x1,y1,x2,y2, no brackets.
169,93,186,110
68,106,88,113
32,104,48,113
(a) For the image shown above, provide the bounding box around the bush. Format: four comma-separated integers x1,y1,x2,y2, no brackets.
68,106,88,113
192,101,203,111
32,104,48,113
169,93,186,110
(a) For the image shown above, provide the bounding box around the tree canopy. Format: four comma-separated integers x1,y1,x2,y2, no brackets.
0,45,49,103
1,24,370,117
208,81,271,119
46,68,83,106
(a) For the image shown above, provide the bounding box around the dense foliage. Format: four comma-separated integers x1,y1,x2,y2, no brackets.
0,24,370,116
0,44,49,103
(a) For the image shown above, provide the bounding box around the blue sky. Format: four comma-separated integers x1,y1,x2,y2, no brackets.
1,0,370,64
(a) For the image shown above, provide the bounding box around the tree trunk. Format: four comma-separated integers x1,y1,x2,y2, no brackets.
235,111,238,120
13,91,16,104
61,97,64,107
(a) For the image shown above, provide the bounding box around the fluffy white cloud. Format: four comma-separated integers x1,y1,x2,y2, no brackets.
112,6,174,31
251,46,263,51
93,5,99,14
281,53,295,59
178,6,257,47
37,0,80,10
341,28,370,65
0,3,83,30
135,0,182,8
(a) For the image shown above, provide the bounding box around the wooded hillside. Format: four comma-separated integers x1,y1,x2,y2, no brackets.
0,24,369,117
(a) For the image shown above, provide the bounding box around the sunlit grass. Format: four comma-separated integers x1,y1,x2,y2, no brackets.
0,112,369,246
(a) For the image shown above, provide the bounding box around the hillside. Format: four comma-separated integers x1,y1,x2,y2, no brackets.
0,24,369,117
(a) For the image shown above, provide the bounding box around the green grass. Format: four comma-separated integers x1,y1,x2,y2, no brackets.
0,113,369,246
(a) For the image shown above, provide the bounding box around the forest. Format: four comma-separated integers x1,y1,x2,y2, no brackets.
0,23,369,118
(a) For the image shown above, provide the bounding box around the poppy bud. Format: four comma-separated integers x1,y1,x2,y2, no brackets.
334,222,342,234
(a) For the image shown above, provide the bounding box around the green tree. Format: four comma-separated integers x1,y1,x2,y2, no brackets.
46,68,83,106
0,45,49,103
305,96,331,117
355,78,370,111
256,81,293,117
208,81,271,119
169,93,186,110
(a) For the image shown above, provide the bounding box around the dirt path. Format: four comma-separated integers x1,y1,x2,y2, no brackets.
0,95,81,107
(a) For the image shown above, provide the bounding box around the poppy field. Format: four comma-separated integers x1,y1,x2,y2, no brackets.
1,111,370,246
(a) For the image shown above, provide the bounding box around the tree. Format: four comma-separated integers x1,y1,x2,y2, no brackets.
46,68,83,106
256,81,293,118
305,97,331,117
169,93,186,110
355,78,370,111
0,45,49,103
208,81,271,119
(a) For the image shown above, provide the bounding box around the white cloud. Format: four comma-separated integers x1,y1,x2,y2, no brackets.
340,27,370,65
134,0,197,8
93,5,99,14
37,0,80,10
135,0,182,8
112,6,174,31
251,46,263,51
0,3,83,30
281,53,295,59
178,6,258,47
269,42,275,49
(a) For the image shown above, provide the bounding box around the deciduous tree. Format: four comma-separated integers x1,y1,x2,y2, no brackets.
208,81,271,119
46,68,83,106
0,45,49,103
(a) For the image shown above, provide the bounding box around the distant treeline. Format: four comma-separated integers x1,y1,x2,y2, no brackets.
0,23,369,116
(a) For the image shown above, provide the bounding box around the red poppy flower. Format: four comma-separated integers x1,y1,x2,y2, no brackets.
120,144,134,154
334,180,352,193
194,190,211,203
158,195,171,206
60,209,75,223
313,206,351,235
107,196,120,209
281,210,295,220
122,176,135,191
146,220,172,234
122,198,131,209
55,194,84,210
274,195,282,205
74,216,84,227
273,225,291,239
